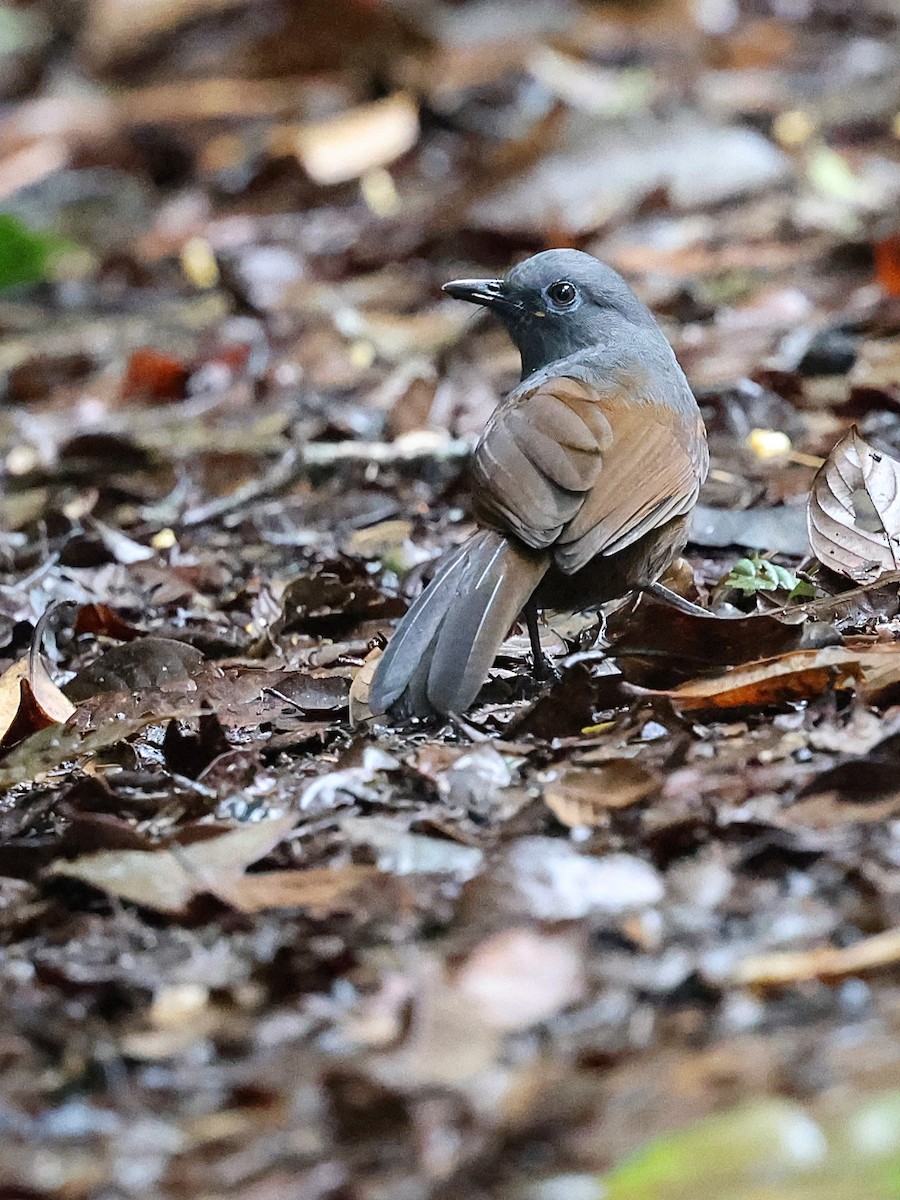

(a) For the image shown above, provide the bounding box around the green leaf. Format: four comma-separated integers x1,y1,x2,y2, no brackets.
0,214,65,290
721,556,812,598
599,1100,828,1199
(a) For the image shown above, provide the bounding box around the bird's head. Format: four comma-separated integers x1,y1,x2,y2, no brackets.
443,249,657,378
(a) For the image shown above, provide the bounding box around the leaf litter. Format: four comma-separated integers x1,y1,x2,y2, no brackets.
3,1,900,1197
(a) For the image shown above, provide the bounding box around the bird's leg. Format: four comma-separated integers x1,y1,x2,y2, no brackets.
524,598,547,680
643,581,712,618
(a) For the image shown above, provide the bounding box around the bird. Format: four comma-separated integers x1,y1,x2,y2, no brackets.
368,248,708,718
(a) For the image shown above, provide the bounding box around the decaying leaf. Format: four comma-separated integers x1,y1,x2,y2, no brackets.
65,637,205,701
47,815,296,913
222,864,381,914
349,644,381,727
543,760,659,828
0,715,165,789
808,427,900,583
606,592,813,688
649,641,900,712
0,654,75,753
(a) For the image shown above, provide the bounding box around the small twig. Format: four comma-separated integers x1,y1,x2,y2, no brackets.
180,444,301,527
179,435,472,529
773,569,900,621
262,686,305,712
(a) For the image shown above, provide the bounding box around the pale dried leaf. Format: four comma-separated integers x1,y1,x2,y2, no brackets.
222,865,381,914
808,426,900,583
349,645,381,727
274,93,419,186
544,761,659,827
453,928,586,1031
491,839,664,919
47,816,296,913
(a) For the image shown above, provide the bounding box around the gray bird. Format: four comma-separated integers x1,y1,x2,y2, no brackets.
369,249,708,718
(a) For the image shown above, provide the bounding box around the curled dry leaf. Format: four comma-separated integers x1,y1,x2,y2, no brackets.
808,426,900,583
661,646,862,711
349,644,381,727
0,655,75,754
651,642,900,713
543,760,659,828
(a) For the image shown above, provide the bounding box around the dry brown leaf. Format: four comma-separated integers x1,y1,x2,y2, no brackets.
647,641,900,712
222,865,381,914
47,816,296,913
0,655,75,753
808,426,900,583
654,646,860,711
271,93,419,186
349,644,381,727
732,926,900,987
544,760,659,827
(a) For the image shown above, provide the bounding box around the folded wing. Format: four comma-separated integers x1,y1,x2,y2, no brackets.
472,375,707,575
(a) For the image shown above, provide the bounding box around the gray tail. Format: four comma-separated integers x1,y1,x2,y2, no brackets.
369,529,549,718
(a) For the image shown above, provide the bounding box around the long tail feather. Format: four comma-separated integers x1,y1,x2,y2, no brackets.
369,529,549,717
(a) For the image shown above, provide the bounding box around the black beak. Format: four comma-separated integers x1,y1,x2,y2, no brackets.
442,277,519,310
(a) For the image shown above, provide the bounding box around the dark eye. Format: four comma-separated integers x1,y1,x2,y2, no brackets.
546,280,578,308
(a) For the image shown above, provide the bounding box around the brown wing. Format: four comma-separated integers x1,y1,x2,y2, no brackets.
471,375,706,575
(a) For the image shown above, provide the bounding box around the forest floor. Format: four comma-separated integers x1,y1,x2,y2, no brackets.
2,1,900,1197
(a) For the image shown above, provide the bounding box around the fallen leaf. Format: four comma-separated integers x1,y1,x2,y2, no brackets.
808,426,900,583
874,234,900,298
47,815,296,913
65,637,205,701
87,517,155,564
272,93,418,186
0,655,75,754
732,926,900,987
74,603,141,641
607,592,815,689
121,346,191,403
349,644,381,727
848,337,900,408
469,114,790,236
651,645,862,712
453,928,586,1031
471,838,664,921
340,815,484,880
222,864,381,914
544,761,659,828
0,716,162,789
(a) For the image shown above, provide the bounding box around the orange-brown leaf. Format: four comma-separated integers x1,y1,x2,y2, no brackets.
0,656,76,753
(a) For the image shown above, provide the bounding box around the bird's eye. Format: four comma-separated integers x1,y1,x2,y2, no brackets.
546,280,578,308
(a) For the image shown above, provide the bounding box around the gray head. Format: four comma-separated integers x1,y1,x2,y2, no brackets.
443,249,659,379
